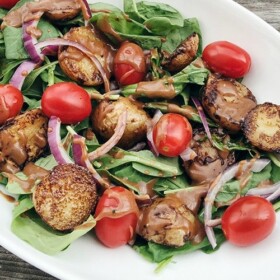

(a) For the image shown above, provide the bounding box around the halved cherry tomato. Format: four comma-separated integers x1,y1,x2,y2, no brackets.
152,113,192,157
0,84,23,125
0,0,19,9
202,41,251,78
114,42,146,86
41,82,91,124
94,186,139,248
221,196,276,247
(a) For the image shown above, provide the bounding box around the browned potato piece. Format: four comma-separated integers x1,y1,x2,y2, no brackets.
184,128,235,185
202,75,257,133
45,8,80,22
162,33,199,72
59,26,115,86
243,103,280,152
33,164,98,231
137,196,204,247
92,97,151,149
0,109,48,174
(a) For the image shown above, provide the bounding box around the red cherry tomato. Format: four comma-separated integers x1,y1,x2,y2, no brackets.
152,113,192,157
94,186,139,248
202,41,251,78
114,42,146,86
221,196,276,247
0,84,23,125
0,0,19,9
41,82,91,124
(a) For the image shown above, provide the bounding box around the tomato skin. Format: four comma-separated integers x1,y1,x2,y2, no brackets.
0,84,23,125
202,41,251,78
94,187,139,248
0,0,19,9
41,82,91,124
114,42,146,86
221,196,276,247
152,113,192,157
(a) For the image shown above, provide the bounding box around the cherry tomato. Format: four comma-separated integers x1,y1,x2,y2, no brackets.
152,113,192,157
0,0,19,9
41,82,91,124
114,42,146,86
0,84,23,125
221,196,276,247
202,41,251,78
94,186,139,248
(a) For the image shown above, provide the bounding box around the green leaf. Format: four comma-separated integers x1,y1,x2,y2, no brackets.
96,148,182,177
271,162,280,183
154,175,190,194
12,196,34,220
123,0,146,22
133,229,225,264
11,209,96,255
162,18,202,54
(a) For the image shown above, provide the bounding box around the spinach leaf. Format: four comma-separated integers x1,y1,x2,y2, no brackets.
11,198,95,255
0,59,23,84
271,162,280,183
133,229,225,264
153,175,190,194
3,26,28,60
162,18,202,54
96,148,182,177
90,10,162,49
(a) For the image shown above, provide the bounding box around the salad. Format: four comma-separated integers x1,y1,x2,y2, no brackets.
0,0,279,271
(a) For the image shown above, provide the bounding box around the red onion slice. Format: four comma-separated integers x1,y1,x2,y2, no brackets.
146,109,162,157
22,19,44,63
191,97,212,142
48,116,73,165
265,181,280,202
88,111,128,161
179,147,197,161
9,60,37,90
246,182,280,197
68,128,111,189
36,38,110,92
77,0,92,25
204,158,270,248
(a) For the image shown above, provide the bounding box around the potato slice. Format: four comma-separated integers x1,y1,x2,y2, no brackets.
243,103,280,152
162,32,199,72
59,26,115,86
202,75,257,133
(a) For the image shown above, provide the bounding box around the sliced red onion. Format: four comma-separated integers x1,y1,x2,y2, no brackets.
77,0,92,25
48,116,73,164
36,38,110,92
204,158,270,249
146,109,163,156
41,45,59,56
72,134,87,167
191,97,212,142
22,19,44,63
265,181,280,202
68,128,111,189
246,182,280,197
180,147,197,161
88,111,128,161
9,60,37,90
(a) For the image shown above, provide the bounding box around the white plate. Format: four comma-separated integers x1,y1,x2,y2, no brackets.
1,0,280,279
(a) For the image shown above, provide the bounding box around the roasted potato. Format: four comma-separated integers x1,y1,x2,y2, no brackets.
202,75,257,133
243,103,280,152
162,32,199,72
184,128,235,185
0,108,48,173
137,196,204,247
33,164,98,231
92,97,151,148
58,26,115,86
